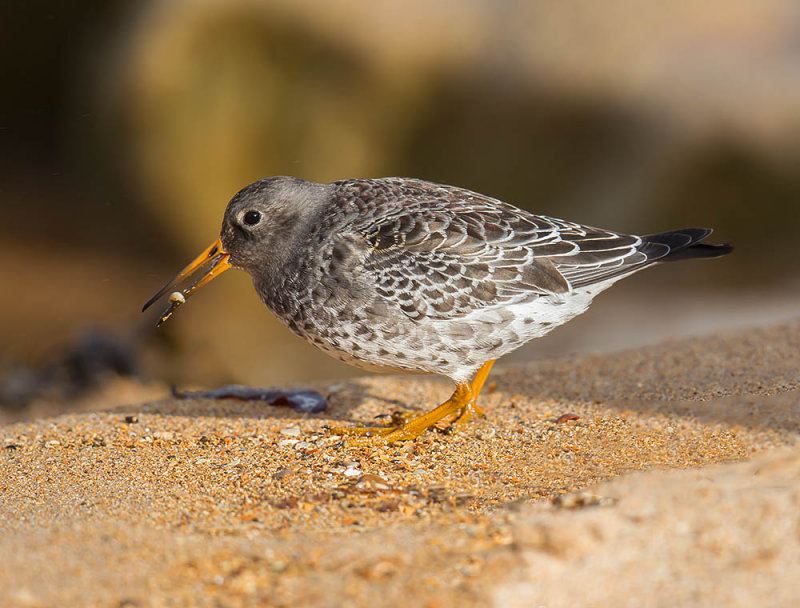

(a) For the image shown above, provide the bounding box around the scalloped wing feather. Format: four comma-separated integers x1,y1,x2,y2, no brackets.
331,178,665,321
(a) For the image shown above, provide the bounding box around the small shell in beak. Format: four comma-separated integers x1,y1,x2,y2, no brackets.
142,237,231,326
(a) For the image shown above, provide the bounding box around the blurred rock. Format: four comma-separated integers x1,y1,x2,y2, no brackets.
3,0,798,391
117,0,800,262
496,448,800,607
0,329,136,408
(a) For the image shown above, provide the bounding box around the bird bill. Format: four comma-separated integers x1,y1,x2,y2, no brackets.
142,237,232,326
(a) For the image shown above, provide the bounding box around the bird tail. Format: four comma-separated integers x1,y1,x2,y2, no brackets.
640,228,733,262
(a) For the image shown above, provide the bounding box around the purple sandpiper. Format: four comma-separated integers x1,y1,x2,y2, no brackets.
143,177,731,443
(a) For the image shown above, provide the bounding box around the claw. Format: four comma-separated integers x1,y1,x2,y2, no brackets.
328,360,496,446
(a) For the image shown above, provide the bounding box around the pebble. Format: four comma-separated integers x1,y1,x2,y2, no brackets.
273,467,293,481
552,492,615,509
343,467,362,478
355,474,391,491
475,428,496,440
280,427,302,438
278,439,299,447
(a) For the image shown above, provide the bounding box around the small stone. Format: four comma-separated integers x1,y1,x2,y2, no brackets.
555,413,580,424
400,442,418,456
552,492,614,509
475,428,496,440
343,467,362,478
360,559,397,579
425,485,448,503
294,441,314,450
355,474,392,491
153,431,174,440
376,500,399,513
124,415,139,424
273,467,293,481
280,427,302,437
278,439,299,447
454,493,476,506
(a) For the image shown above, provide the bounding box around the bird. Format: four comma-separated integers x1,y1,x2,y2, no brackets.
143,176,732,443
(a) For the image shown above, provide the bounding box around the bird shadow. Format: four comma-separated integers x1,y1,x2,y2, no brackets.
107,376,429,428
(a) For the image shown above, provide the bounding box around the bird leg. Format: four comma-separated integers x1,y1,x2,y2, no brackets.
450,359,495,426
334,383,473,444
331,360,496,444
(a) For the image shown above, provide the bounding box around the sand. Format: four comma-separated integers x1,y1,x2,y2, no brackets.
1,320,798,607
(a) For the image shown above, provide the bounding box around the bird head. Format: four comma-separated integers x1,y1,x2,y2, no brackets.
142,176,324,325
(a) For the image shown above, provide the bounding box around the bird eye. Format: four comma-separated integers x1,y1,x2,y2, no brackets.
243,210,262,226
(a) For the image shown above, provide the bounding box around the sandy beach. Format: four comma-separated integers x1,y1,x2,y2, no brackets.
1,319,798,607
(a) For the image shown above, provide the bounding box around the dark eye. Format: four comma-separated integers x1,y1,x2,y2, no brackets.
243,210,261,226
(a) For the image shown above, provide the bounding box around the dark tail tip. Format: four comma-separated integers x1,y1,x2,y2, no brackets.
666,241,733,261
643,228,733,262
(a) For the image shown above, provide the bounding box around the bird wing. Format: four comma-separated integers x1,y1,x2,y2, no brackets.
336,179,651,321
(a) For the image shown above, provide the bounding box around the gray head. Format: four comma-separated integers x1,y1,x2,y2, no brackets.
142,176,327,322
220,176,327,273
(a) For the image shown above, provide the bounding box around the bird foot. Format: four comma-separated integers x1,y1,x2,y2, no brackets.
329,415,435,444
329,361,496,446
328,424,399,438
330,423,430,446
450,401,485,425
330,383,475,445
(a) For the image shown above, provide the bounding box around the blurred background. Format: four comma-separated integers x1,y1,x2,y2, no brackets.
2,0,799,421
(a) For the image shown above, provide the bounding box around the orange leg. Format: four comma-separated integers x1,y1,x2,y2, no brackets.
452,359,495,425
331,360,496,444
